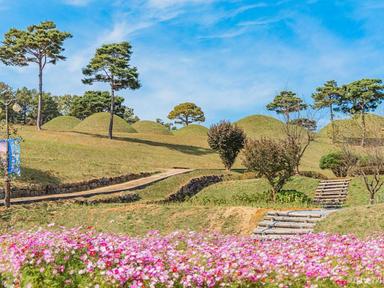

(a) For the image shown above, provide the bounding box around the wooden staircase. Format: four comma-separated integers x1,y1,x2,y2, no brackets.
313,179,350,208
253,210,328,240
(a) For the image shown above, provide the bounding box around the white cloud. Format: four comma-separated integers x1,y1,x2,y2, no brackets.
62,0,91,6
147,0,211,9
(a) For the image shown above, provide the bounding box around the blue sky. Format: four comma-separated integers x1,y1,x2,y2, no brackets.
1,0,384,126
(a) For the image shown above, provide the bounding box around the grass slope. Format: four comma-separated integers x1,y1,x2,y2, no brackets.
235,114,286,139
315,204,384,238
190,176,320,208
173,124,208,137
132,120,172,135
13,125,219,185
73,112,137,134
0,202,263,236
319,114,384,139
42,116,81,132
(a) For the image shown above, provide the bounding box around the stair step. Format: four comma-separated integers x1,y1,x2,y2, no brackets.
316,187,348,192
252,234,295,240
253,228,313,235
315,192,347,196
314,197,346,200
320,179,350,183
263,216,322,223
259,221,314,229
314,198,345,202
267,211,323,218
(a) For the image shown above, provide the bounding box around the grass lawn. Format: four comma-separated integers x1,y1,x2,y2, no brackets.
0,202,264,235
315,203,384,238
12,122,338,187
15,125,221,186
189,176,320,208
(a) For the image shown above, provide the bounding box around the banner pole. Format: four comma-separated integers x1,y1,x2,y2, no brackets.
4,102,10,208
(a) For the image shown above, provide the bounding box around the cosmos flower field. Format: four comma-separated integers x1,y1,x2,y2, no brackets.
0,228,383,287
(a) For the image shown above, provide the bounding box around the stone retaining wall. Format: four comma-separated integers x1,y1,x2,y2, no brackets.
165,175,223,202
0,172,153,199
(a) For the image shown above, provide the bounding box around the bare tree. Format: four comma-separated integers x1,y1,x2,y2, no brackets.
357,148,384,205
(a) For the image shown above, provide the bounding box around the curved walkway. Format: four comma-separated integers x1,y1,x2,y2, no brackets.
7,168,193,205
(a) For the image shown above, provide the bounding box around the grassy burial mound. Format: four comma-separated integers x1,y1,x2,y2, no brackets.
235,115,286,139
132,120,172,135
42,116,81,132
173,124,208,137
319,114,384,141
73,112,137,134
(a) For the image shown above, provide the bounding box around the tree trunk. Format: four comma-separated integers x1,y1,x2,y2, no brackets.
37,64,43,131
370,194,375,205
361,111,366,147
108,84,115,140
330,104,336,143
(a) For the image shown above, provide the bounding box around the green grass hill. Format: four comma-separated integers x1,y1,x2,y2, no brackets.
235,115,286,138
73,112,137,134
132,120,172,135
319,114,384,140
42,116,81,132
173,124,208,137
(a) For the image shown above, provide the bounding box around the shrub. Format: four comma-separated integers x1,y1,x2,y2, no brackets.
207,121,246,171
319,150,358,177
242,138,296,201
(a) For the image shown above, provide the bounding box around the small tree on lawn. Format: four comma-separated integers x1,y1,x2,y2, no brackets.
207,121,246,171
319,147,358,177
356,148,384,205
285,117,317,174
82,42,140,139
0,21,72,130
168,102,205,126
312,80,343,143
242,138,296,202
339,79,384,146
266,90,307,124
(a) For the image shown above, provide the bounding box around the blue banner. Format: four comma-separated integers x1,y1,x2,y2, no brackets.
0,138,21,176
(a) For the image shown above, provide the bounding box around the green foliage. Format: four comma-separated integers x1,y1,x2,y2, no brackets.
340,79,384,115
123,107,140,124
340,79,384,146
242,138,296,201
207,121,246,170
312,80,342,110
168,102,205,126
82,42,140,139
31,93,61,124
13,87,36,124
312,80,342,142
266,91,307,123
289,118,317,131
0,21,72,129
319,150,358,177
69,91,127,120
82,42,140,90
55,94,78,116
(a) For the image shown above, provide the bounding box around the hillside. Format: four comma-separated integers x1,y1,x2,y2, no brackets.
132,120,172,135
173,124,208,137
42,116,81,131
235,115,286,138
319,114,384,140
73,112,137,134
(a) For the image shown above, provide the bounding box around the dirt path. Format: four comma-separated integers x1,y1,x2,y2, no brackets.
7,169,193,205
